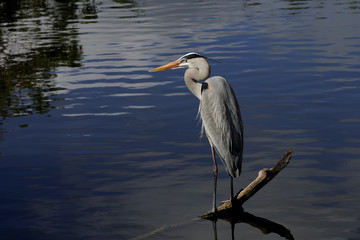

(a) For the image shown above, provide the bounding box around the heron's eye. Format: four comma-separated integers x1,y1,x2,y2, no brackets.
181,59,187,63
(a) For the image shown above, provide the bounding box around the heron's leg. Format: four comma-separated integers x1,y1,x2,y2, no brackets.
230,176,234,202
210,145,218,213
206,135,218,213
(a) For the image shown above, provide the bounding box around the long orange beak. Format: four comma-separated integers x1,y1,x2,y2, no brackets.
149,60,181,72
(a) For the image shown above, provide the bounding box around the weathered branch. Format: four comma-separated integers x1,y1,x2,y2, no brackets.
202,148,293,219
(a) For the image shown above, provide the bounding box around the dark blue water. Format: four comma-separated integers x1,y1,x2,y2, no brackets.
1,0,360,239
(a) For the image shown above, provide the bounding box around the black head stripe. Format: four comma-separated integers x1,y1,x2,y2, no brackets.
180,52,205,60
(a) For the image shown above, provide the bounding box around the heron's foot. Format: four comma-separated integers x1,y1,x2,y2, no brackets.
221,199,231,204
211,206,217,213
221,196,237,205
205,209,217,217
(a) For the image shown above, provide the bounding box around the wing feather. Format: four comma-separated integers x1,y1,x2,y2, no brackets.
199,76,243,177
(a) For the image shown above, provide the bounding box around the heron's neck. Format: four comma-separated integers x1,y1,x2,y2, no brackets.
184,67,210,100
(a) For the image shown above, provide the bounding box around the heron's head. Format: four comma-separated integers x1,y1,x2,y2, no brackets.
149,52,208,72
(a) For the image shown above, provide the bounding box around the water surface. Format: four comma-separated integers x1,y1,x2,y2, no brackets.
1,0,360,239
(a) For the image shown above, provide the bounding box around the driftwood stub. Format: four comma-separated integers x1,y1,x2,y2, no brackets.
202,148,293,219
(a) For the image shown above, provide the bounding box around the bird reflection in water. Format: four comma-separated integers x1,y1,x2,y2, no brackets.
130,207,294,240
209,207,294,240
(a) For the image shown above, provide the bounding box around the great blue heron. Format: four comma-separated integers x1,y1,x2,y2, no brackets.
150,52,243,213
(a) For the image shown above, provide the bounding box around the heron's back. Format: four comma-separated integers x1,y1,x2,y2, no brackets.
199,76,243,178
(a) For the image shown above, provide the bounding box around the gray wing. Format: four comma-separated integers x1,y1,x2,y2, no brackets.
199,76,243,178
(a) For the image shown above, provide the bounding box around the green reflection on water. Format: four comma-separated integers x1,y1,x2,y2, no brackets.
0,0,83,120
